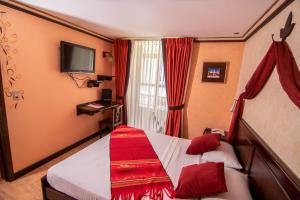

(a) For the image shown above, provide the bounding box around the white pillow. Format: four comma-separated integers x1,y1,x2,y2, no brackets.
201,141,242,169
202,168,252,200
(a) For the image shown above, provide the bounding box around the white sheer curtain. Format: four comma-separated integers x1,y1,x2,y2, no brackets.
126,40,167,134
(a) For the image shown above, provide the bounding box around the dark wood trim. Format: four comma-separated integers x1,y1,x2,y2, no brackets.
194,0,281,42
239,119,300,187
242,0,280,38
0,1,113,44
13,131,100,180
0,61,15,181
244,0,295,41
234,118,300,199
1,0,295,43
194,0,295,43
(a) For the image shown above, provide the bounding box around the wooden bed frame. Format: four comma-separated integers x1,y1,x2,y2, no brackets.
41,118,300,199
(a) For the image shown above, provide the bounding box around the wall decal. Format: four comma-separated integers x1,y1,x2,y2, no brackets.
0,10,24,109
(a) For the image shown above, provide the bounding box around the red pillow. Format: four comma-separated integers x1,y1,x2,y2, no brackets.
186,134,221,154
175,162,227,198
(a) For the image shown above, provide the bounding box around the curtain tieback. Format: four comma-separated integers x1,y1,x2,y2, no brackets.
168,104,184,110
117,96,125,100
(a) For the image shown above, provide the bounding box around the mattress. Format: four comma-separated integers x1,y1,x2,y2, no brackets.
47,133,252,200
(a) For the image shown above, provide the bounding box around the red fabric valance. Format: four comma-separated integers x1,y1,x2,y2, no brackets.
227,41,300,143
114,40,131,124
162,38,193,137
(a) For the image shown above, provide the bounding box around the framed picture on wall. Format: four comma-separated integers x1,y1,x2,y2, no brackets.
202,62,227,83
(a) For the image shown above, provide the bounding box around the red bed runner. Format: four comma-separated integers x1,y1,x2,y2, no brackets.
110,126,175,200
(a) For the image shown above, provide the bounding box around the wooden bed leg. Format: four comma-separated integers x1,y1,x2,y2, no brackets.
41,176,48,200
40,175,77,200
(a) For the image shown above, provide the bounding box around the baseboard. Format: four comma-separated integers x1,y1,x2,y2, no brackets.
12,130,103,181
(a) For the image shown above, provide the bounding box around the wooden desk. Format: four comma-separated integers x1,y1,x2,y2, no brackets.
76,100,119,115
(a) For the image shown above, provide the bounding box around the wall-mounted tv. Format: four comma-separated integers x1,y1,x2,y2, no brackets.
60,41,95,73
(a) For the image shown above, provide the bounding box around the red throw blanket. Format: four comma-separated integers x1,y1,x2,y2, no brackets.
110,126,175,200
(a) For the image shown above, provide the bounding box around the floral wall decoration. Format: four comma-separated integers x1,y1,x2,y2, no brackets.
0,10,24,109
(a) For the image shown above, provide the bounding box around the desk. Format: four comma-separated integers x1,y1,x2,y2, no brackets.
77,100,121,137
76,100,119,115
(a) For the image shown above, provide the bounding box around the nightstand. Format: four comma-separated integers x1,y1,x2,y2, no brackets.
203,128,228,141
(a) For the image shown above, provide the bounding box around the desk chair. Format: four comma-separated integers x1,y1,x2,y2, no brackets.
99,105,123,137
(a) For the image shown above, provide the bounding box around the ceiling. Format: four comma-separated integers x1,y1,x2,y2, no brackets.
14,0,278,40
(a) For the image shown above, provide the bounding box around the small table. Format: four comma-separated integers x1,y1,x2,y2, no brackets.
76,100,121,137
98,105,123,138
203,128,228,141
76,100,119,115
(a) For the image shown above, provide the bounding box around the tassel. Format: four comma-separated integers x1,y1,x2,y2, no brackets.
112,184,175,200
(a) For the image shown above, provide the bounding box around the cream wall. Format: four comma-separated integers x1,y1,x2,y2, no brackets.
237,1,300,178
0,5,114,172
184,42,244,139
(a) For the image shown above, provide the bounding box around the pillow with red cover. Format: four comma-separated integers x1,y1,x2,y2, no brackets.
186,134,221,154
175,162,227,198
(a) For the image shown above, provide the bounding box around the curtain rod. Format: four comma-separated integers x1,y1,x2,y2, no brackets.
120,37,193,41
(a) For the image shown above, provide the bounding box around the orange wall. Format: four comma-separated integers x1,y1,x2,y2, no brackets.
0,6,114,172
184,42,244,139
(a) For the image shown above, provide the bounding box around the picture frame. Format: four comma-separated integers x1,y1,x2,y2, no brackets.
202,62,227,83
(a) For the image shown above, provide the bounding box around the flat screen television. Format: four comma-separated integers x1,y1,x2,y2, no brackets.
60,41,95,73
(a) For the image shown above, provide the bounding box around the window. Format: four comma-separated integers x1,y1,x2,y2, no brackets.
127,40,167,134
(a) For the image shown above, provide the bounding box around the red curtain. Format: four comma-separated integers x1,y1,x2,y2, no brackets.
114,40,131,124
162,38,193,137
227,41,300,143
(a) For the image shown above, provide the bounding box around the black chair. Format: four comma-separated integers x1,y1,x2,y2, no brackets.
98,105,123,137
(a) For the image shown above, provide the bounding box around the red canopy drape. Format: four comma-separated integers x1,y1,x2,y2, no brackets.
114,40,131,124
162,38,193,137
227,41,300,143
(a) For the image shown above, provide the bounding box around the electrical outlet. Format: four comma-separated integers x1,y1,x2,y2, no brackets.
12,91,22,101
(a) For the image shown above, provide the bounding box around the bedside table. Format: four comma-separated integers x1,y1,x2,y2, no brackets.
203,128,228,141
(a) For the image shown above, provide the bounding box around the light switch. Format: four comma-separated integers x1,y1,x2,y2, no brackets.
12,91,22,101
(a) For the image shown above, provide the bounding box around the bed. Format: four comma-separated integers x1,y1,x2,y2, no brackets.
41,119,300,200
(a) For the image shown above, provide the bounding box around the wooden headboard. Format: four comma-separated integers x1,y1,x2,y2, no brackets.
233,119,300,200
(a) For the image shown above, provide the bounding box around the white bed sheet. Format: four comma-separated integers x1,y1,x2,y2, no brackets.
47,133,251,200
47,133,198,200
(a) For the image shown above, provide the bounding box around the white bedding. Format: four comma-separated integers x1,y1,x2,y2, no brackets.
47,133,252,200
